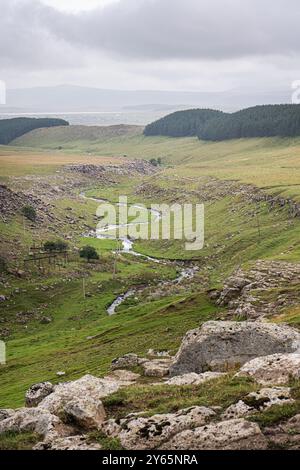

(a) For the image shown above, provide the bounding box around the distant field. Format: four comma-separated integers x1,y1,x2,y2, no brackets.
11,126,300,201
0,146,128,177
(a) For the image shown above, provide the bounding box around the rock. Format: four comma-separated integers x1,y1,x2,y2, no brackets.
105,369,140,383
161,419,267,450
25,382,54,407
170,321,300,376
38,375,121,416
117,406,215,450
265,414,300,450
222,387,293,419
0,408,63,439
164,372,226,386
56,371,66,377
63,396,106,430
111,353,139,370
236,353,300,385
142,359,172,378
34,435,101,450
0,295,7,302
40,317,52,324
221,401,253,420
0,409,15,422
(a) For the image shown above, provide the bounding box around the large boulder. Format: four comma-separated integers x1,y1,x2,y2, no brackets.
63,396,106,430
236,353,300,385
38,374,121,415
161,419,267,450
25,382,54,407
170,321,300,376
106,406,215,450
141,359,172,378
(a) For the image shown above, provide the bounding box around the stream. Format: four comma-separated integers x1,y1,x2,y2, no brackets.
81,192,198,315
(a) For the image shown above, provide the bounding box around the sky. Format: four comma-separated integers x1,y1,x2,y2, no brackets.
1,0,300,92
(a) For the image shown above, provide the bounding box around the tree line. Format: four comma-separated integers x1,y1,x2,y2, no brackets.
143,105,300,141
0,117,69,144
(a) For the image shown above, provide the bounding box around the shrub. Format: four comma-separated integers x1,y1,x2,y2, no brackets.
79,245,99,262
21,205,37,222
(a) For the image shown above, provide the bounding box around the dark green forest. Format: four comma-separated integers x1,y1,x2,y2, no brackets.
144,104,300,141
0,117,69,144
144,109,223,137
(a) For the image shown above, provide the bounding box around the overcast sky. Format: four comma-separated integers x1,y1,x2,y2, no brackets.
1,0,300,92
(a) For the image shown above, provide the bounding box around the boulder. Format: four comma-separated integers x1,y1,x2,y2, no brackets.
25,382,54,407
111,354,140,370
0,409,15,422
0,408,63,439
170,321,300,376
222,387,293,419
161,419,267,450
105,369,140,383
38,374,121,415
164,372,226,386
142,359,172,378
63,396,106,430
116,406,215,450
236,353,300,385
34,435,101,450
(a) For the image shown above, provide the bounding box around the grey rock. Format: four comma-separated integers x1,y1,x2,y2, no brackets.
25,382,54,407
170,321,300,376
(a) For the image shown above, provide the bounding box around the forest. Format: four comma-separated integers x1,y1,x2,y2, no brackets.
0,117,69,144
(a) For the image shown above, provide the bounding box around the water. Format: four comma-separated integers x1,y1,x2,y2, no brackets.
0,110,169,126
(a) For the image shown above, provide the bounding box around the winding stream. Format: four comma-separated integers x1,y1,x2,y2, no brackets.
81,192,198,315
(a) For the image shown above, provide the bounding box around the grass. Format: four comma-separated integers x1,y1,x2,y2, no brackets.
102,375,259,419
0,432,40,450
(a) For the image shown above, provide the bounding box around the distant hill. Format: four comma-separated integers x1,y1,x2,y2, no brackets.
0,117,69,145
11,124,143,148
144,109,224,137
144,104,300,141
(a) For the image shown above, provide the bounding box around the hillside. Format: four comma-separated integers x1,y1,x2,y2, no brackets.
144,109,223,137
11,124,143,149
143,104,300,140
0,117,69,145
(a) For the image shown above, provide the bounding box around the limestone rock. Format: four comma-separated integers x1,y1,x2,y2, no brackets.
118,406,215,450
170,321,300,376
221,401,253,420
63,396,106,430
161,419,267,450
236,353,300,385
34,435,101,450
0,409,15,422
265,414,300,450
111,354,140,370
142,359,172,378
164,372,226,386
0,408,63,439
25,382,54,407
38,374,121,415
105,369,140,383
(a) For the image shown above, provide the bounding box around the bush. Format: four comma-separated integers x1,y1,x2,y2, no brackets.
44,240,68,252
21,205,37,222
79,245,99,262
0,256,7,273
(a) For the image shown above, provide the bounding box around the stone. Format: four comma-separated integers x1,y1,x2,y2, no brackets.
170,321,300,376
221,387,293,420
25,382,54,407
0,408,63,439
0,295,7,302
236,353,300,385
117,406,215,450
63,396,106,430
264,414,300,450
161,419,267,450
105,369,140,383
111,353,139,370
56,371,66,377
40,317,52,324
164,372,226,386
0,409,15,422
142,359,172,378
38,375,121,416
34,435,101,450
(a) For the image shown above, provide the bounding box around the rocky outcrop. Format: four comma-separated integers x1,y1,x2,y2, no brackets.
160,419,268,450
63,396,106,430
25,382,54,407
215,261,300,320
265,414,300,450
222,387,294,419
141,359,173,378
107,407,215,450
66,160,157,179
236,353,300,385
34,435,101,450
170,321,300,376
164,372,226,386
